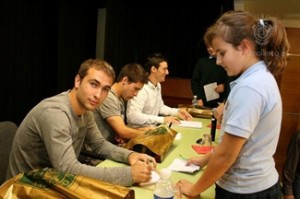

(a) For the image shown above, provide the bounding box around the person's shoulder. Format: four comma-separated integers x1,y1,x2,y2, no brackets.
135,83,150,96
104,91,117,103
196,56,208,62
37,91,71,114
44,91,69,106
195,56,213,66
100,95,119,112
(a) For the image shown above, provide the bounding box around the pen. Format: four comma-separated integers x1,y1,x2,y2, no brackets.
147,159,160,175
179,154,188,160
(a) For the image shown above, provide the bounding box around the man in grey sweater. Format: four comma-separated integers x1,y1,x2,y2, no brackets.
7,59,156,186
94,63,154,144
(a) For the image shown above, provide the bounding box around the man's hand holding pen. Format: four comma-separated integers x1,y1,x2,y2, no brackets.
129,153,157,184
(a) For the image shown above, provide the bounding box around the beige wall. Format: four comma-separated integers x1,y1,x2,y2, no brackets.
234,0,300,28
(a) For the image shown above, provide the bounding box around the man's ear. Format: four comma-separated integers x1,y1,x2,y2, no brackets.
150,65,157,73
74,75,81,88
121,76,129,84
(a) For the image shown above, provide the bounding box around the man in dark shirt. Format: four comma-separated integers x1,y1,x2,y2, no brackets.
191,47,228,108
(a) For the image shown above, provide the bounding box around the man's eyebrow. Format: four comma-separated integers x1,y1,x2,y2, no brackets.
104,85,112,90
90,78,112,89
91,79,101,84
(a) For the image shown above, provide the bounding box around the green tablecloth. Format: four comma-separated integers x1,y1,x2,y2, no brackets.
99,118,220,199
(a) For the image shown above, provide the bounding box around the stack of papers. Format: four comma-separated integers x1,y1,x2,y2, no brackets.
173,121,202,129
168,158,200,173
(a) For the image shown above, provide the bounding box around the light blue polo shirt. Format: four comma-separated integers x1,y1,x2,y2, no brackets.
217,61,282,193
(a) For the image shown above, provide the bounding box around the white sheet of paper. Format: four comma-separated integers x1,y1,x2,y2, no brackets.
203,82,220,101
168,158,200,173
175,132,182,140
173,121,202,129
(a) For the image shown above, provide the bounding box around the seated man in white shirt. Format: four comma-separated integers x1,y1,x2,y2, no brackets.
126,53,193,128
93,63,153,145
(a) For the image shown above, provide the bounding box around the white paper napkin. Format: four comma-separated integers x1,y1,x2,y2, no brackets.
168,158,200,173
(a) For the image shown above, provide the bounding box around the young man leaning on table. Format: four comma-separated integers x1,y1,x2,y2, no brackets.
7,59,156,186
93,63,154,145
126,53,193,128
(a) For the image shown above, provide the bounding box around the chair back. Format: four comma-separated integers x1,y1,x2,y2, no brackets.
0,121,18,185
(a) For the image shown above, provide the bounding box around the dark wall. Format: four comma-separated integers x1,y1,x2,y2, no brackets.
104,0,234,77
0,0,101,125
0,0,233,125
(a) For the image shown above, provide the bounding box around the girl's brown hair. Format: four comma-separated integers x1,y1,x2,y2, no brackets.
204,11,290,77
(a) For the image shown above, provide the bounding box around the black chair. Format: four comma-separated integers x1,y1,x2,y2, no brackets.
0,121,18,185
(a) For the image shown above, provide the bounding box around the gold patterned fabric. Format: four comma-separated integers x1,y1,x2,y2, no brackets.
0,168,134,199
125,125,177,163
179,104,213,119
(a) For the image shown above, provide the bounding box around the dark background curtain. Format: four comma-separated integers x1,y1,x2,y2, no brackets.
0,0,233,125
104,0,234,77
0,0,102,124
